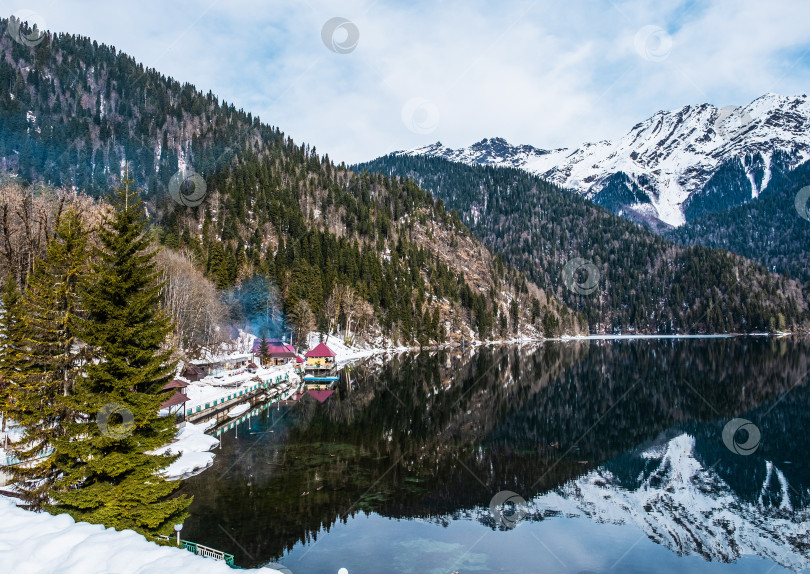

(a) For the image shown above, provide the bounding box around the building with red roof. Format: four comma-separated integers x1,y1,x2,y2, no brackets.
161,380,190,419
253,338,298,366
304,343,336,358
303,343,336,374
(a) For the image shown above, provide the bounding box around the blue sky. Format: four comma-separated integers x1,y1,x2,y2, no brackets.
7,0,810,163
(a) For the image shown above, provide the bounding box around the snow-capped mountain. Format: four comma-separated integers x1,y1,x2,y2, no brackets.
396,94,810,227
536,434,810,570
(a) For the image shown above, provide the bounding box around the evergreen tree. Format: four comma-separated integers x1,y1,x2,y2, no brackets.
7,210,88,507
0,278,25,439
258,332,270,366
531,298,541,325
542,312,559,338
509,299,519,333
48,172,191,538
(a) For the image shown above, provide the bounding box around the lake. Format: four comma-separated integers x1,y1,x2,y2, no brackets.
178,337,810,574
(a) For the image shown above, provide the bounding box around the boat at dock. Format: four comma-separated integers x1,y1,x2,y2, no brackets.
227,403,250,418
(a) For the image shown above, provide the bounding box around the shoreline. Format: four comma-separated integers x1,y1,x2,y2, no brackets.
345,331,801,357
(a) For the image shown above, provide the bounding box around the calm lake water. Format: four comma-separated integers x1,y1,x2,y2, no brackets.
179,338,810,574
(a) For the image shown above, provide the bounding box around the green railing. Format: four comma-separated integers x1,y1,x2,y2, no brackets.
1,446,54,467
181,540,235,566
186,373,293,416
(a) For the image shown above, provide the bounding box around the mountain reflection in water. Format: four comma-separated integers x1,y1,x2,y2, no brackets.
179,337,810,573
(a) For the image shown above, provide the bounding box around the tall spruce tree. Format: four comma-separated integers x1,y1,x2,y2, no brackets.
258,332,271,366
0,278,25,439
48,172,191,537
7,210,89,507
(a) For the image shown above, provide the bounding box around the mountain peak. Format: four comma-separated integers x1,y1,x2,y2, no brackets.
395,93,810,227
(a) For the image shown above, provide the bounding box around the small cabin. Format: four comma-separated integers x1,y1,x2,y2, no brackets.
304,343,336,371
253,338,297,366
160,379,190,419
190,353,252,377
182,364,203,382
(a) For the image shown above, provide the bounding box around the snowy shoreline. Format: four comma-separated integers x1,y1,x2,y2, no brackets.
0,497,284,574
1,330,800,574
148,420,220,481
309,330,796,365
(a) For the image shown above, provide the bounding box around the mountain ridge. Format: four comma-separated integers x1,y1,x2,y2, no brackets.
355,153,809,333
0,21,581,347
396,93,810,227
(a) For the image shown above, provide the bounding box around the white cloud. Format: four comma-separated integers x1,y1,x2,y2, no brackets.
10,0,810,163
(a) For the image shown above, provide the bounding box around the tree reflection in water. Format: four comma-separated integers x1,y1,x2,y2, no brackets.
179,337,810,570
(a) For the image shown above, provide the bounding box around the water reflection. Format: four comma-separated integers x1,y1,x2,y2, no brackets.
179,337,810,572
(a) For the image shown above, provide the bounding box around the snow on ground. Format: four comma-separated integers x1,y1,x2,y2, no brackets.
0,496,284,574
306,332,410,367
182,362,298,412
148,421,219,481
557,333,733,340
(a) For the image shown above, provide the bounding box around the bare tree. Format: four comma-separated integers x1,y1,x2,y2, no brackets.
355,300,374,340
342,286,358,342
324,289,340,343
156,248,229,356
0,184,101,286
289,299,315,351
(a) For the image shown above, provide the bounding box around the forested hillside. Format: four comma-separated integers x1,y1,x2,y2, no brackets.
356,154,808,334
0,23,581,348
670,154,810,284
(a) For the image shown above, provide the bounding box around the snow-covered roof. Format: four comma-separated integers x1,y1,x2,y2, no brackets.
190,351,253,365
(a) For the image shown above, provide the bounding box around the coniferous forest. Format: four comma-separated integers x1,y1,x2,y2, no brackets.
0,23,581,350
356,154,809,333
670,151,810,284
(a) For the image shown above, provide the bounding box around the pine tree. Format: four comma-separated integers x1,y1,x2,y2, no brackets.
542,312,559,338
48,171,191,538
7,210,88,507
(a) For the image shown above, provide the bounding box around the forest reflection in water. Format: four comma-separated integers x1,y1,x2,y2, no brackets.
180,337,810,573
